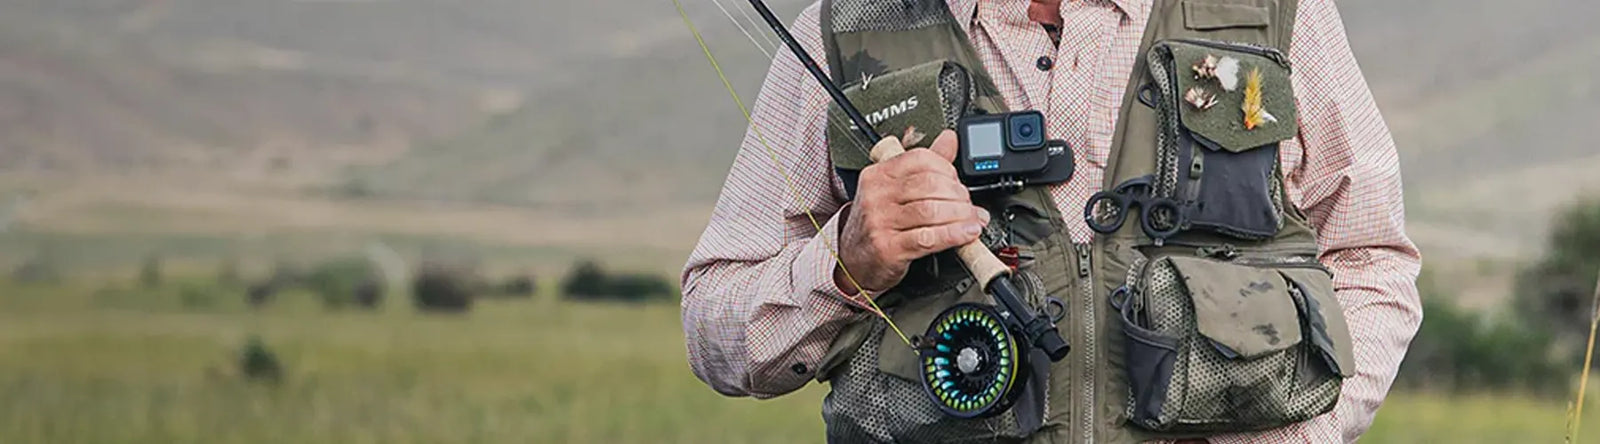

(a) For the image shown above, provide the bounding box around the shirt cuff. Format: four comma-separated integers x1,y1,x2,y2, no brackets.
795,203,876,312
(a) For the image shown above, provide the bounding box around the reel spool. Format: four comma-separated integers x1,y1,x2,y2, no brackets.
919,303,1031,418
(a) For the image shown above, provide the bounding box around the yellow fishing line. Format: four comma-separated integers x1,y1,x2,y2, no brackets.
1570,272,1600,441
671,0,912,348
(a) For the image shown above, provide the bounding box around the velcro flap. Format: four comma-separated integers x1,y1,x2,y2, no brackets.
1166,41,1296,152
1167,256,1302,359
827,60,968,171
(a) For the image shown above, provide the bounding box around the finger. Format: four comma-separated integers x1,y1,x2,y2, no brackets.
867,135,905,163
895,171,969,204
892,221,984,260
881,148,959,180
928,129,959,163
891,201,987,230
855,163,887,200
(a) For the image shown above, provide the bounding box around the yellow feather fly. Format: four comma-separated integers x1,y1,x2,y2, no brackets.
1241,67,1265,130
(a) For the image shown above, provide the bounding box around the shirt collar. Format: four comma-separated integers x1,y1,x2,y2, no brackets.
1103,0,1144,16
946,0,1143,34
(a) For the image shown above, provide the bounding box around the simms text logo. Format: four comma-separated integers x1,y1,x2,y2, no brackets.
849,95,919,130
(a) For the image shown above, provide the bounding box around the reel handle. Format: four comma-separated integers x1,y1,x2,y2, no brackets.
990,278,1071,361
869,136,1010,286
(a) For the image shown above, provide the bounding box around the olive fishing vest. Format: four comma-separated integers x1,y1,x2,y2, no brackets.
813,0,1358,443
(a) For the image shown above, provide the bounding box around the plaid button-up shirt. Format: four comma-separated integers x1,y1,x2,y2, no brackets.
680,0,1422,442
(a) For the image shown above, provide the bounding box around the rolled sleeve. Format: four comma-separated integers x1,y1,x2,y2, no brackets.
682,209,861,398
680,2,868,399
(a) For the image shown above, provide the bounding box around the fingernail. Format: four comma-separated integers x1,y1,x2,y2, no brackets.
976,209,991,225
965,223,984,237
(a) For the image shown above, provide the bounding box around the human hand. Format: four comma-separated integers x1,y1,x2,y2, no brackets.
834,130,988,295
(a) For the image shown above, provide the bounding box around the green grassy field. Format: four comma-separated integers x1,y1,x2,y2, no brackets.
1,279,1596,443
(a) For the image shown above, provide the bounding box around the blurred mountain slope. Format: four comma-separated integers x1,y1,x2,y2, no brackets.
0,0,1595,267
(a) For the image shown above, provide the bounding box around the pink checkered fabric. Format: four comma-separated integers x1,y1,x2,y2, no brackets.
680,1,1421,442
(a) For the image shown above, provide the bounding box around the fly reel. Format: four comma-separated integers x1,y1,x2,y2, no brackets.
919,303,1031,418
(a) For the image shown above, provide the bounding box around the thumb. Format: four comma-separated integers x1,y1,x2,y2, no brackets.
928,129,959,163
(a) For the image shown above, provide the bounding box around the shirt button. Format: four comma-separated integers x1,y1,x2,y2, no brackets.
1036,56,1054,71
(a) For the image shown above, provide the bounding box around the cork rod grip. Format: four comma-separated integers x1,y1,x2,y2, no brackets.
868,136,1011,287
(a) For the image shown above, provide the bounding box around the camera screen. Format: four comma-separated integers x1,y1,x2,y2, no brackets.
966,121,1004,160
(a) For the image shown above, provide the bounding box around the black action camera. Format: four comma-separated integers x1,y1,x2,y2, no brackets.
956,111,1056,184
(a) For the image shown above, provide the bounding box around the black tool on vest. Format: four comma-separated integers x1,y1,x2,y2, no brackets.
1084,175,1183,242
747,0,1070,419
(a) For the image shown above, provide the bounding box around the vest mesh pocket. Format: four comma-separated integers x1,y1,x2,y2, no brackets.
1119,254,1344,433
829,0,953,33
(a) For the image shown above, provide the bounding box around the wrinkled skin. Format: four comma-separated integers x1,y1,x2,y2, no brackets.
834,130,989,295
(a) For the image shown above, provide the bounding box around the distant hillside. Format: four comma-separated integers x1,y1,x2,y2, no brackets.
0,0,1595,272
1338,0,1600,258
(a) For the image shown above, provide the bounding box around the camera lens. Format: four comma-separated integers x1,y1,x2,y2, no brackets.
1007,112,1045,150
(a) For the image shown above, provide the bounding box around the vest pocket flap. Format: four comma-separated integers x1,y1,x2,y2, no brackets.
1279,268,1356,377
1182,1,1271,31
1166,41,1297,152
1125,254,1345,432
827,60,969,172
876,280,980,382
1167,256,1302,359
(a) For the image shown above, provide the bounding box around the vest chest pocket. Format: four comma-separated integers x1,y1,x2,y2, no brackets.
1175,0,1278,45
1116,253,1351,433
1148,39,1297,241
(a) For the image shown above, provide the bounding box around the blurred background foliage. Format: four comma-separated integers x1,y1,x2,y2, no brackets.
1,0,1599,442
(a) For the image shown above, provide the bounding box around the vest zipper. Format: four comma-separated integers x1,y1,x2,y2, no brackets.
1152,239,1321,262
1166,38,1291,69
1074,242,1095,443
1150,48,1184,211
1131,245,1327,309
1232,255,1332,274
1155,56,1189,243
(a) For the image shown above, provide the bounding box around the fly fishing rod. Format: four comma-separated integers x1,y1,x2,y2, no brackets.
743,1,1070,413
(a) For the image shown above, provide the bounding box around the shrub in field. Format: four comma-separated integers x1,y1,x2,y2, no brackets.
11,254,61,284
180,285,215,309
603,274,675,301
1397,272,1568,397
1513,196,1600,354
305,258,382,310
246,281,277,308
412,262,475,312
140,255,162,288
561,261,607,297
354,277,383,309
238,335,283,384
561,260,675,302
499,274,537,298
